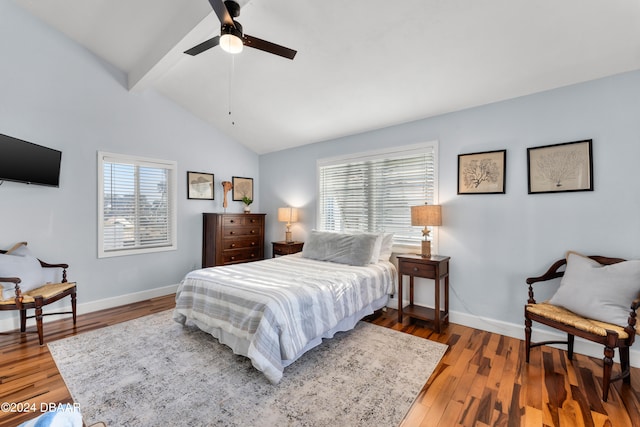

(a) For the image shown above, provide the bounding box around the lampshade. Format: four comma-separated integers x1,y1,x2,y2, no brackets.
278,207,299,223
220,24,244,54
411,204,442,226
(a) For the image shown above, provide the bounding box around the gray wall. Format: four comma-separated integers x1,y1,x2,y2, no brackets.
260,70,640,337
0,2,259,326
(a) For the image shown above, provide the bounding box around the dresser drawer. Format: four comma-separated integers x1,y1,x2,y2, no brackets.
222,249,261,264
222,237,261,250
223,216,264,227
223,225,263,238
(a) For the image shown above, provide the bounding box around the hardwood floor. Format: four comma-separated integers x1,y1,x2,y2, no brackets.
1,296,639,427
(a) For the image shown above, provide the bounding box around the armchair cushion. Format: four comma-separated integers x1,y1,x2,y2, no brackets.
0,251,44,300
548,252,640,326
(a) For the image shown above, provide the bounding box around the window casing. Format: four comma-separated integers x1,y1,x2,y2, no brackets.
98,151,177,258
317,142,438,247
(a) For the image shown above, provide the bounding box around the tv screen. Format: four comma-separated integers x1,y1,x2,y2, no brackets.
0,133,62,187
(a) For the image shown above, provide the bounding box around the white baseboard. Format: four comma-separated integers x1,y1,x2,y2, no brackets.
0,284,178,333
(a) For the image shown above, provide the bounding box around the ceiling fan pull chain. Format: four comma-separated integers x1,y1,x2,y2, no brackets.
228,55,235,125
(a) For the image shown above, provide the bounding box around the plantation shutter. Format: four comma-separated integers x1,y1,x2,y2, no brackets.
318,143,437,245
99,153,176,256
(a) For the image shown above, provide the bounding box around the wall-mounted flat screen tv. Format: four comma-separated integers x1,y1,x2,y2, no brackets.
0,133,62,187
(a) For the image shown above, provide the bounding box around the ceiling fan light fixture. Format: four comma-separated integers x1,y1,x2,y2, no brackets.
220,24,243,54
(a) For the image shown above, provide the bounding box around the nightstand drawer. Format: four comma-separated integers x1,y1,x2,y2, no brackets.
399,261,436,277
272,241,304,256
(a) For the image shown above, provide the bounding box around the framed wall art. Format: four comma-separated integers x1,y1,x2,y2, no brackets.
457,149,506,194
527,139,593,194
187,171,214,200
232,176,253,201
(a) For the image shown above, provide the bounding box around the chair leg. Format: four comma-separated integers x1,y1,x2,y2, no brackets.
525,317,532,363
20,309,27,332
602,330,619,402
620,347,631,385
567,334,575,360
35,297,44,346
71,289,77,325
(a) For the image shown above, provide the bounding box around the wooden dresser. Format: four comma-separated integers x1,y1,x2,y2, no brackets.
202,213,266,267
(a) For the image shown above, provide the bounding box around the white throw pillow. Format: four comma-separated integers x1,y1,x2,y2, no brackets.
378,233,394,262
548,252,640,326
0,246,44,300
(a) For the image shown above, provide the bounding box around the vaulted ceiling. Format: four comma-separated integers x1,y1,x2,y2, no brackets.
15,0,640,154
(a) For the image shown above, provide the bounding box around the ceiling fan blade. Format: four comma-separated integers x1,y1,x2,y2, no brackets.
209,0,234,26
184,36,221,56
243,34,297,60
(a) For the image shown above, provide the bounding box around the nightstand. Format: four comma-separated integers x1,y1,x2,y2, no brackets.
397,254,450,333
272,241,304,257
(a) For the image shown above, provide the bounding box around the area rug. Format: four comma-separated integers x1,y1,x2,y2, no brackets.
48,310,447,427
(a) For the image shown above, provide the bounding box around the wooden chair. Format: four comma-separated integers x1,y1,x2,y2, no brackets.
0,248,76,345
524,255,639,401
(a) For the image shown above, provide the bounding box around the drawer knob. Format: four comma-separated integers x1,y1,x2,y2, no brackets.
230,256,236,261
251,230,255,234
251,242,255,246
230,220,235,223
229,231,235,235
250,219,256,223
413,267,419,272
250,253,255,257
230,244,236,248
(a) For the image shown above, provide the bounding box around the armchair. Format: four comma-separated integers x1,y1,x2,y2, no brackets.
524,253,639,401
0,243,76,345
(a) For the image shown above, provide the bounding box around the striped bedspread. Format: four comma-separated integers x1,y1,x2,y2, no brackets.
173,254,396,383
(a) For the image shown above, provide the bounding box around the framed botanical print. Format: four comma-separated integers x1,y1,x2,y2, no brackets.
187,171,214,200
232,176,253,201
527,139,593,194
457,149,506,194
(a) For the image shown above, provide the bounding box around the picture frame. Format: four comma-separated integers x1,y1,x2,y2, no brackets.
457,149,506,194
187,171,214,200
527,139,593,194
232,176,253,201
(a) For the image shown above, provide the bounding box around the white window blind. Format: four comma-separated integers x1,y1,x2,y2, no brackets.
98,152,177,258
318,142,438,246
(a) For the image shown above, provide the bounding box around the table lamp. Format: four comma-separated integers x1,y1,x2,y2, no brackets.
411,204,442,257
278,207,299,243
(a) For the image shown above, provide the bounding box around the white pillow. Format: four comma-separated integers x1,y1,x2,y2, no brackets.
0,247,44,300
548,252,640,326
378,233,394,262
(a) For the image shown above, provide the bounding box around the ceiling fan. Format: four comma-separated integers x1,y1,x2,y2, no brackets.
184,0,297,60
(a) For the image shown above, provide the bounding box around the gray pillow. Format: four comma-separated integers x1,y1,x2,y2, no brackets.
302,231,379,266
548,252,640,326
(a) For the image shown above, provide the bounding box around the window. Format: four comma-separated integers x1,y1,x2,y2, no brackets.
318,142,438,247
98,151,177,258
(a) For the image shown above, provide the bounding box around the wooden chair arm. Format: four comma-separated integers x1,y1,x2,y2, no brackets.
39,260,69,269
38,260,69,283
526,259,567,285
0,277,21,284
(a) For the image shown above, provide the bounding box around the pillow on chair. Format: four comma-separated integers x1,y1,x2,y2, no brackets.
0,244,44,300
549,252,640,326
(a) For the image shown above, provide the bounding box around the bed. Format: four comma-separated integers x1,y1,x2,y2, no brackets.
173,231,396,384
